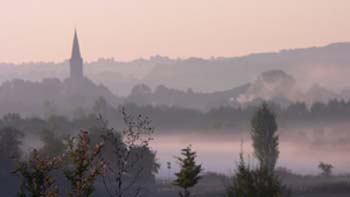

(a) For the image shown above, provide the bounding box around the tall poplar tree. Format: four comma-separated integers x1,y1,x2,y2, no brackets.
251,103,279,173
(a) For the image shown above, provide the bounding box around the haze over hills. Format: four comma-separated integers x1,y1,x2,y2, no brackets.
1,42,350,97
4,2,350,196
0,59,154,96
0,31,123,117
1,41,350,115
124,69,342,111
143,42,350,92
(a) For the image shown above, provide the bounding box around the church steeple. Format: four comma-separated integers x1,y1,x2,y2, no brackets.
71,29,82,59
69,29,83,79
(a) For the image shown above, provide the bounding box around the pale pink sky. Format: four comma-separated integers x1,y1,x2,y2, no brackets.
1,0,350,63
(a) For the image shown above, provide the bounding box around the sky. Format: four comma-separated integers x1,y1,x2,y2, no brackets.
1,0,350,63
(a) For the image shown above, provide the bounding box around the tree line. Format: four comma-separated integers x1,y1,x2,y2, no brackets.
0,102,298,197
120,98,350,130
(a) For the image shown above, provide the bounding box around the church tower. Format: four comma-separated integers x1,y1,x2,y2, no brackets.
70,30,83,79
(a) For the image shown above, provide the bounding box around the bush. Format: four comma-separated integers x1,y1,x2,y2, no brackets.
226,153,290,197
13,149,63,197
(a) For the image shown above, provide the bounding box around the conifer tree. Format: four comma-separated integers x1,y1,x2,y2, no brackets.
173,145,202,197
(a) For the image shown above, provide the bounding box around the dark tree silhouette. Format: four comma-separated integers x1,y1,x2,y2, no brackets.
13,149,63,197
226,104,289,197
0,127,23,168
173,145,202,197
0,127,24,195
64,131,106,197
251,103,279,173
318,162,334,177
100,109,158,197
226,152,288,197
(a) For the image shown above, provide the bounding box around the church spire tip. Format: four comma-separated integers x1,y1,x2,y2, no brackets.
69,29,84,79
71,29,81,59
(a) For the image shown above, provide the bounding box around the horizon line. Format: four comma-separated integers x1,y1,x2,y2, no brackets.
1,41,349,65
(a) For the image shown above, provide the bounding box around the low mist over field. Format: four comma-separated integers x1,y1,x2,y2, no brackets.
2,1,350,196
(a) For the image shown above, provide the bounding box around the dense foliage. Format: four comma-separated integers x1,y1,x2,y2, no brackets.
226,153,286,197
0,102,349,196
14,149,63,197
64,131,106,197
226,103,288,197
0,110,160,197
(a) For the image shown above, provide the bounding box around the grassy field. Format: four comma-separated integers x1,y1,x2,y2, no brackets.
156,172,350,197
